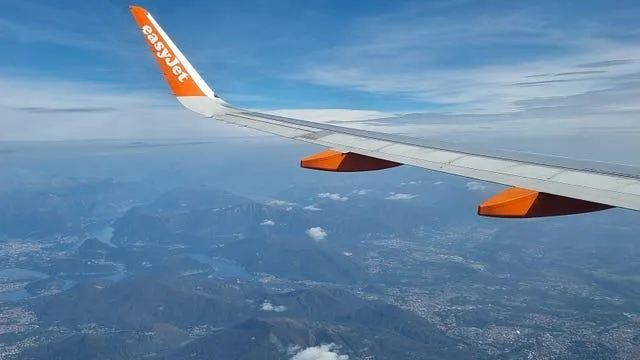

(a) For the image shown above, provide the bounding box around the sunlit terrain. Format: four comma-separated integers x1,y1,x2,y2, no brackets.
0,140,638,359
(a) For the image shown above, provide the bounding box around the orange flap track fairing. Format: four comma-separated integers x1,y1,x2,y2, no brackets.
478,187,614,218
301,150,402,172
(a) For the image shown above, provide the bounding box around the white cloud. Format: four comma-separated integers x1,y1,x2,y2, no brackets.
350,189,369,195
385,192,417,200
343,252,353,257
287,345,302,355
434,181,444,185
303,204,322,211
401,181,419,185
318,193,349,201
466,181,487,191
260,219,275,226
259,300,286,312
291,344,348,360
306,227,327,241
267,200,297,207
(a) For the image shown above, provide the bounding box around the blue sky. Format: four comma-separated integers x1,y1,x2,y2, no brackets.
2,0,416,110
1,0,640,164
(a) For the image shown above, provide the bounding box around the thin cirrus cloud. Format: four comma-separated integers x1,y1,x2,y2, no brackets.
301,1,640,114
0,1,137,54
295,1,640,162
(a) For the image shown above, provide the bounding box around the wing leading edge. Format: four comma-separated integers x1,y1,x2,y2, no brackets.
129,5,640,218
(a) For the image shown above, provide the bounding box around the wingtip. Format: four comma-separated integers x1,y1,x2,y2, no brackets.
129,5,147,13
129,5,149,33
129,1,223,105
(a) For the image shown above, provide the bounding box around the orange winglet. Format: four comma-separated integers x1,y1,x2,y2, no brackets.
301,149,401,172
478,187,613,218
129,5,205,97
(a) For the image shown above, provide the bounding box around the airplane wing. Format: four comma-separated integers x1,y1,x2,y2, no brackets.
129,5,640,218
